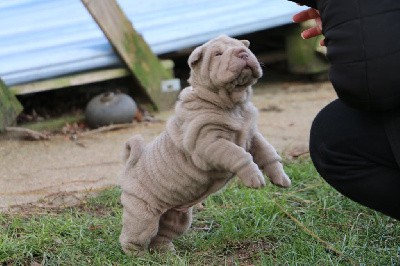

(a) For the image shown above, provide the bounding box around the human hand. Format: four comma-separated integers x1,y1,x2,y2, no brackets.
292,7,325,46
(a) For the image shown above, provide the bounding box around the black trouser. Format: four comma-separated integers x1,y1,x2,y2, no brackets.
309,99,400,220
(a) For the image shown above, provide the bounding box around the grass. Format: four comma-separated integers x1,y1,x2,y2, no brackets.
1,158,399,265
21,114,85,132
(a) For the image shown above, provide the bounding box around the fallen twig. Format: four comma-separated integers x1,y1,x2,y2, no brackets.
273,200,357,266
290,150,310,158
5,126,50,140
287,184,323,196
78,123,135,137
44,161,120,171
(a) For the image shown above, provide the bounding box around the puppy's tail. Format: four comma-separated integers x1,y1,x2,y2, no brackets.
123,135,145,166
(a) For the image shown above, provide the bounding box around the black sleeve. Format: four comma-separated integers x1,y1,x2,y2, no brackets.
288,0,317,9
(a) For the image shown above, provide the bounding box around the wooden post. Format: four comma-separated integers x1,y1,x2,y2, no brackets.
81,0,180,111
0,79,23,131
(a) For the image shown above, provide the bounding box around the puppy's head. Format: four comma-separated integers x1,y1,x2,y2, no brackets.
187,35,262,92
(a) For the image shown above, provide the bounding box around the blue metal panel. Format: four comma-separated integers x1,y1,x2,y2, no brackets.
0,0,305,86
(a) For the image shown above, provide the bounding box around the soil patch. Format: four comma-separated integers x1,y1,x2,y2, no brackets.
0,81,336,210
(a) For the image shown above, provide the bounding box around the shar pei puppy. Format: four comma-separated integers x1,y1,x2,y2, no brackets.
119,35,291,255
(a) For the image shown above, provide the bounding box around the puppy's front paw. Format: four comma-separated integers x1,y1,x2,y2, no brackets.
264,162,291,188
271,172,291,188
238,163,266,188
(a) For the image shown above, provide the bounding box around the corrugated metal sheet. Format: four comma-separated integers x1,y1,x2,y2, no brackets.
0,0,305,86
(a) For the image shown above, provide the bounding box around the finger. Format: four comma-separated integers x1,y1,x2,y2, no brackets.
292,8,320,23
301,26,322,39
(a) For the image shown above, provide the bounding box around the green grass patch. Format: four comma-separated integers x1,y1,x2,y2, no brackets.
21,114,85,132
1,158,399,265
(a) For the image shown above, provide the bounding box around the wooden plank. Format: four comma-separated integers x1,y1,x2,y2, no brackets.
10,68,130,95
81,0,179,111
0,79,23,131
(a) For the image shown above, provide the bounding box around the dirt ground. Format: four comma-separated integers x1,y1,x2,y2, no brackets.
0,80,336,211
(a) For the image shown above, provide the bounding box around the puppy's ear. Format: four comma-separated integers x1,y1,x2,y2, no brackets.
188,46,203,68
241,40,250,48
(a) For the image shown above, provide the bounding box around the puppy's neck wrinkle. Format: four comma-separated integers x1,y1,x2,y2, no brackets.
190,86,248,110
221,87,250,106
189,74,217,92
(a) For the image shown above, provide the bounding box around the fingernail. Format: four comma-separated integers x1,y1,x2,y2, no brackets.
301,33,306,39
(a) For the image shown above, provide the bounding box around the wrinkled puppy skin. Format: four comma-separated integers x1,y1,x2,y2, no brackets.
119,35,291,256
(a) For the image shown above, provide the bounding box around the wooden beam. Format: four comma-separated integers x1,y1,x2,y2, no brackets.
0,79,23,131
10,68,130,95
81,0,180,111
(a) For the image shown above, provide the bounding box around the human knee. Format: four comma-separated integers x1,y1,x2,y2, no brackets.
309,100,354,181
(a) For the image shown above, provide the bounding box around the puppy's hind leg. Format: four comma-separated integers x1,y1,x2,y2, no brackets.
119,192,161,256
149,207,193,253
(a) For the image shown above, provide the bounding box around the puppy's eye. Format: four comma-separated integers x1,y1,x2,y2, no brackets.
215,51,222,56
